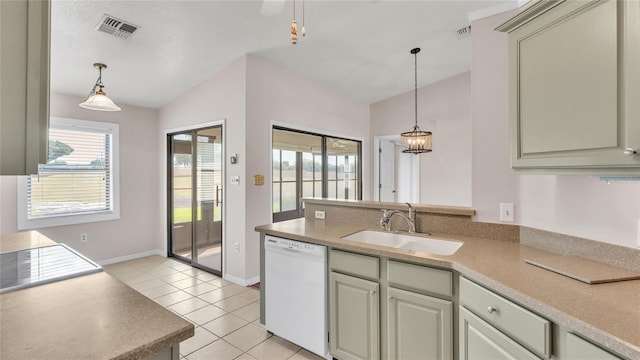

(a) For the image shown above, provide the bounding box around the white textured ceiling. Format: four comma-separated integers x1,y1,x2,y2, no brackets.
51,0,516,109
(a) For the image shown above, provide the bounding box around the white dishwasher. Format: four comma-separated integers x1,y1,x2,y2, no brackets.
264,235,328,358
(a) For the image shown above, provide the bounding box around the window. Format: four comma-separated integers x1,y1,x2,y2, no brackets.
272,127,362,222
18,117,120,229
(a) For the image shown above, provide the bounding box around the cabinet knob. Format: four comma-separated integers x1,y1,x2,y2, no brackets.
624,148,637,155
488,306,497,314
389,297,395,302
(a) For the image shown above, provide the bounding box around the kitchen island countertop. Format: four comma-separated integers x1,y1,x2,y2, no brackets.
0,231,194,360
256,218,640,359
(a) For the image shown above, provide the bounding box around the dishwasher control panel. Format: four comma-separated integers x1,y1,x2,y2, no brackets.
265,235,326,256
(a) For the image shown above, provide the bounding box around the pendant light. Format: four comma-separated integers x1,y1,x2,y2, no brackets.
290,0,306,44
79,63,121,112
401,48,432,154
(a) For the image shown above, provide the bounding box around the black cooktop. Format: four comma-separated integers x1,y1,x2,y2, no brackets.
0,244,102,293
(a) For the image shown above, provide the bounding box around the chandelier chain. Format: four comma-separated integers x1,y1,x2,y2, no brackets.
414,48,418,129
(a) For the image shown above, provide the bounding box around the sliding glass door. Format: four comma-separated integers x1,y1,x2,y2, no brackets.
168,125,223,275
326,136,360,200
272,127,361,223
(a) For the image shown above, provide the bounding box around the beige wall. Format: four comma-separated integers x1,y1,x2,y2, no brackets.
370,72,472,206
158,56,248,282
470,11,518,223
158,55,370,283
245,55,370,280
0,92,161,262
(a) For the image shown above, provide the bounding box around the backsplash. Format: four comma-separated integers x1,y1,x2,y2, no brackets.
303,198,519,242
303,198,640,272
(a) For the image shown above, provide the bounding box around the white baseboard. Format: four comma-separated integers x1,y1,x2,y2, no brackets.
98,249,165,266
224,273,260,287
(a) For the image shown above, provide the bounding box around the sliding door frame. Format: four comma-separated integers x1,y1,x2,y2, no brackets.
270,121,363,223
164,119,226,276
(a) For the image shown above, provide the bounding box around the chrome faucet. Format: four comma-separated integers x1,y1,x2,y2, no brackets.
380,203,416,233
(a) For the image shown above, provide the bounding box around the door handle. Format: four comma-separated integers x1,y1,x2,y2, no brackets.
216,185,222,206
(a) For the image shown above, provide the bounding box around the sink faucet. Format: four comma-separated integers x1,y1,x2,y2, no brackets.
380,203,416,233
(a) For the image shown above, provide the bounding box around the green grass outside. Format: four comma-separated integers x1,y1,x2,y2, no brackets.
173,206,221,223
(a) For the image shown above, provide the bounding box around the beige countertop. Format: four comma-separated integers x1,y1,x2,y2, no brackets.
0,231,194,360
256,218,640,359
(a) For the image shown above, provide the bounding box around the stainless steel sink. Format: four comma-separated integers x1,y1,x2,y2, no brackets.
342,230,463,255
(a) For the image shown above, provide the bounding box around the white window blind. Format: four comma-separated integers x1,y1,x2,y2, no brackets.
18,117,120,230
28,128,112,218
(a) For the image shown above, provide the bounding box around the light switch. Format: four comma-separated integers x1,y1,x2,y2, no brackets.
500,203,515,222
230,175,240,185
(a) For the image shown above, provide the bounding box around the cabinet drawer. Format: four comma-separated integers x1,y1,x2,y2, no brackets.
566,333,622,360
459,306,540,360
330,249,379,280
387,260,452,297
460,277,551,358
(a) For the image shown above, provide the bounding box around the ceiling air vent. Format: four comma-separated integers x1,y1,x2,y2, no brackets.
456,25,471,40
94,14,140,40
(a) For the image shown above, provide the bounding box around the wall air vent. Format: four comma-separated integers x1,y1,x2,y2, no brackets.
456,25,471,40
94,14,140,40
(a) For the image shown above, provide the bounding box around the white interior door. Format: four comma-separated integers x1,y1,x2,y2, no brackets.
396,147,420,203
379,139,396,202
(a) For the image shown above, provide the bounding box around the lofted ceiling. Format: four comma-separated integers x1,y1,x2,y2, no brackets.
51,0,521,109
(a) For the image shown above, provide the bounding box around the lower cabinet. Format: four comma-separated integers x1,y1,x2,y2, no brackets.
325,252,629,360
388,287,452,360
565,332,623,360
329,249,453,360
459,306,540,360
459,277,551,359
329,271,380,360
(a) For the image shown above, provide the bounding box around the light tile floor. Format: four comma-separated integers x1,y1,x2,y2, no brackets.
104,255,324,360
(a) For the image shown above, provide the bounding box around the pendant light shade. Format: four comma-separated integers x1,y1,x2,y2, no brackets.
401,48,432,154
79,63,121,112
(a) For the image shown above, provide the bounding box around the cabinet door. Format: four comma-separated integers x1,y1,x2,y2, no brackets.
0,0,50,175
565,333,622,360
459,307,540,360
387,287,452,360
329,271,379,360
498,0,640,173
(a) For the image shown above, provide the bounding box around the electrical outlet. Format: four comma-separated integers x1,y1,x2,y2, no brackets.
315,210,325,220
234,242,239,253
80,233,88,242
500,203,515,222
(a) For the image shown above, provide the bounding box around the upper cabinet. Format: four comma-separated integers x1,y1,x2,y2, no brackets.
0,0,50,175
497,0,640,174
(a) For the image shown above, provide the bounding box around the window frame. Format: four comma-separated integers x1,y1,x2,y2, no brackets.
271,126,362,223
17,117,120,230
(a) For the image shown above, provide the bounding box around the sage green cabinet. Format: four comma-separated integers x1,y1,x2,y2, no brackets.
329,271,380,360
497,0,640,174
565,333,623,360
0,0,50,175
329,250,453,360
460,277,550,359
459,307,540,360
387,287,452,360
